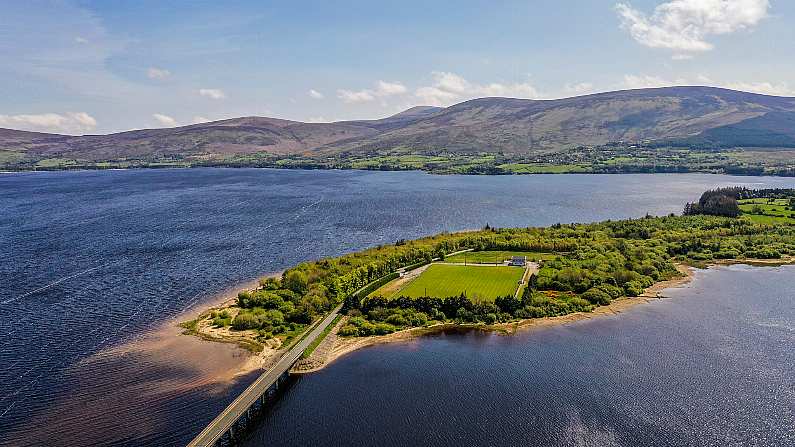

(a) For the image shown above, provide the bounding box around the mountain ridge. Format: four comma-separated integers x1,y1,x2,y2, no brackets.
3,86,795,170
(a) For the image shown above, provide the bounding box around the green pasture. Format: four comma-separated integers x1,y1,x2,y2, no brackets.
739,198,795,224
395,264,524,302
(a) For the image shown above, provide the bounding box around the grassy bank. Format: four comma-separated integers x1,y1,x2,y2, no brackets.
301,315,342,359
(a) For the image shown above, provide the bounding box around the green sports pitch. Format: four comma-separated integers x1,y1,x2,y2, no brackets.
395,264,524,302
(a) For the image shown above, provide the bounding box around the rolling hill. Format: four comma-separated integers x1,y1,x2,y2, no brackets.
325,87,795,154
2,86,795,172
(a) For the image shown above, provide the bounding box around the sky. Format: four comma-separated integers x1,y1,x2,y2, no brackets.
1,0,794,134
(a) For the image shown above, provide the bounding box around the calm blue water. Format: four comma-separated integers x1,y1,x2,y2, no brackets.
1,169,794,446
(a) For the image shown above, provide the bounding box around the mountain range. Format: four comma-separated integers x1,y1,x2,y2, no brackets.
3,86,795,167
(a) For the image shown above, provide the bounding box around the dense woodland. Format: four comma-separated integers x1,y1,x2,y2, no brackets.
214,192,795,339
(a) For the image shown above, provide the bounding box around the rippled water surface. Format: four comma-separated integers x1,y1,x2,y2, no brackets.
2,169,794,446
245,265,795,447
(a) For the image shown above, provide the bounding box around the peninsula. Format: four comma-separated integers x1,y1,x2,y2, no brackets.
182,187,795,373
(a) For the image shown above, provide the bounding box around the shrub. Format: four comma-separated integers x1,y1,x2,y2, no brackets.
624,280,645,297
259,277,280,290
283,270,308,294
236,291,252,307
373,322,397,335
287,306,313,324
582,287,612,305
385,313,407,326
231,312,259,330
516,305,546,319
595,284,624,299
338,324,359,336
368,307,392,322
456,307,474,322
357,321,376,336
568,297,593,312
212,316,231,327
715,249,740,259
408,311,428,326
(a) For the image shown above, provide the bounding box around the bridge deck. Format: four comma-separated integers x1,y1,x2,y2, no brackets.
187,304,343,447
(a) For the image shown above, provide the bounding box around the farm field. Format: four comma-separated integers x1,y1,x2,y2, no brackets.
395,264,524,302
445,250,556,264
739,198,795,224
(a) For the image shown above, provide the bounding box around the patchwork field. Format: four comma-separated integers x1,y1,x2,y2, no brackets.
739,198,795,224
394,264,524,302
445,250,556,264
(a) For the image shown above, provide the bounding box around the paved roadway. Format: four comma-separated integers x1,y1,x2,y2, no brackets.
187,304,343,447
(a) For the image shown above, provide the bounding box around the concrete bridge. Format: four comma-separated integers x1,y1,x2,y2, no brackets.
187,304,342,447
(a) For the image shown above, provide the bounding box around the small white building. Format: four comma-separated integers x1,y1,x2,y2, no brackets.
510,256,527,267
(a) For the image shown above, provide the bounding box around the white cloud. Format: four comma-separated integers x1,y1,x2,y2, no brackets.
414,86,459,107
414,71,542,106
199,88,226,99
564,82,596,96
616,0,770,54
308,89,324,99
621,73,795,96
622,74,685,89
337,80,408,103
374,80,408,96
2,3,171,119
722,81,795,96
147,67,171,79
152,113,177,127
0,112,97,134
337,89,375,103
191,116,211,124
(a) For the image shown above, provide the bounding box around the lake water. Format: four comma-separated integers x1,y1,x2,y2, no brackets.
244,265,795,447
1,169,794,446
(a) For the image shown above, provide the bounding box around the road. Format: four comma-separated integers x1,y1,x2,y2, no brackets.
187,304,343,447
516,262,539,298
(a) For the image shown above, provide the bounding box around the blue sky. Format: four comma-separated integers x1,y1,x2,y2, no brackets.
1,0,793,134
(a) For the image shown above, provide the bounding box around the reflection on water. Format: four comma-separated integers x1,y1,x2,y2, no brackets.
2,169,795,446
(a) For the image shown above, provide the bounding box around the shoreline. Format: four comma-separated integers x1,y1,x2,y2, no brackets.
5,164,795,179
309,264,697,371
180,258,795,378
173,271,288,378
